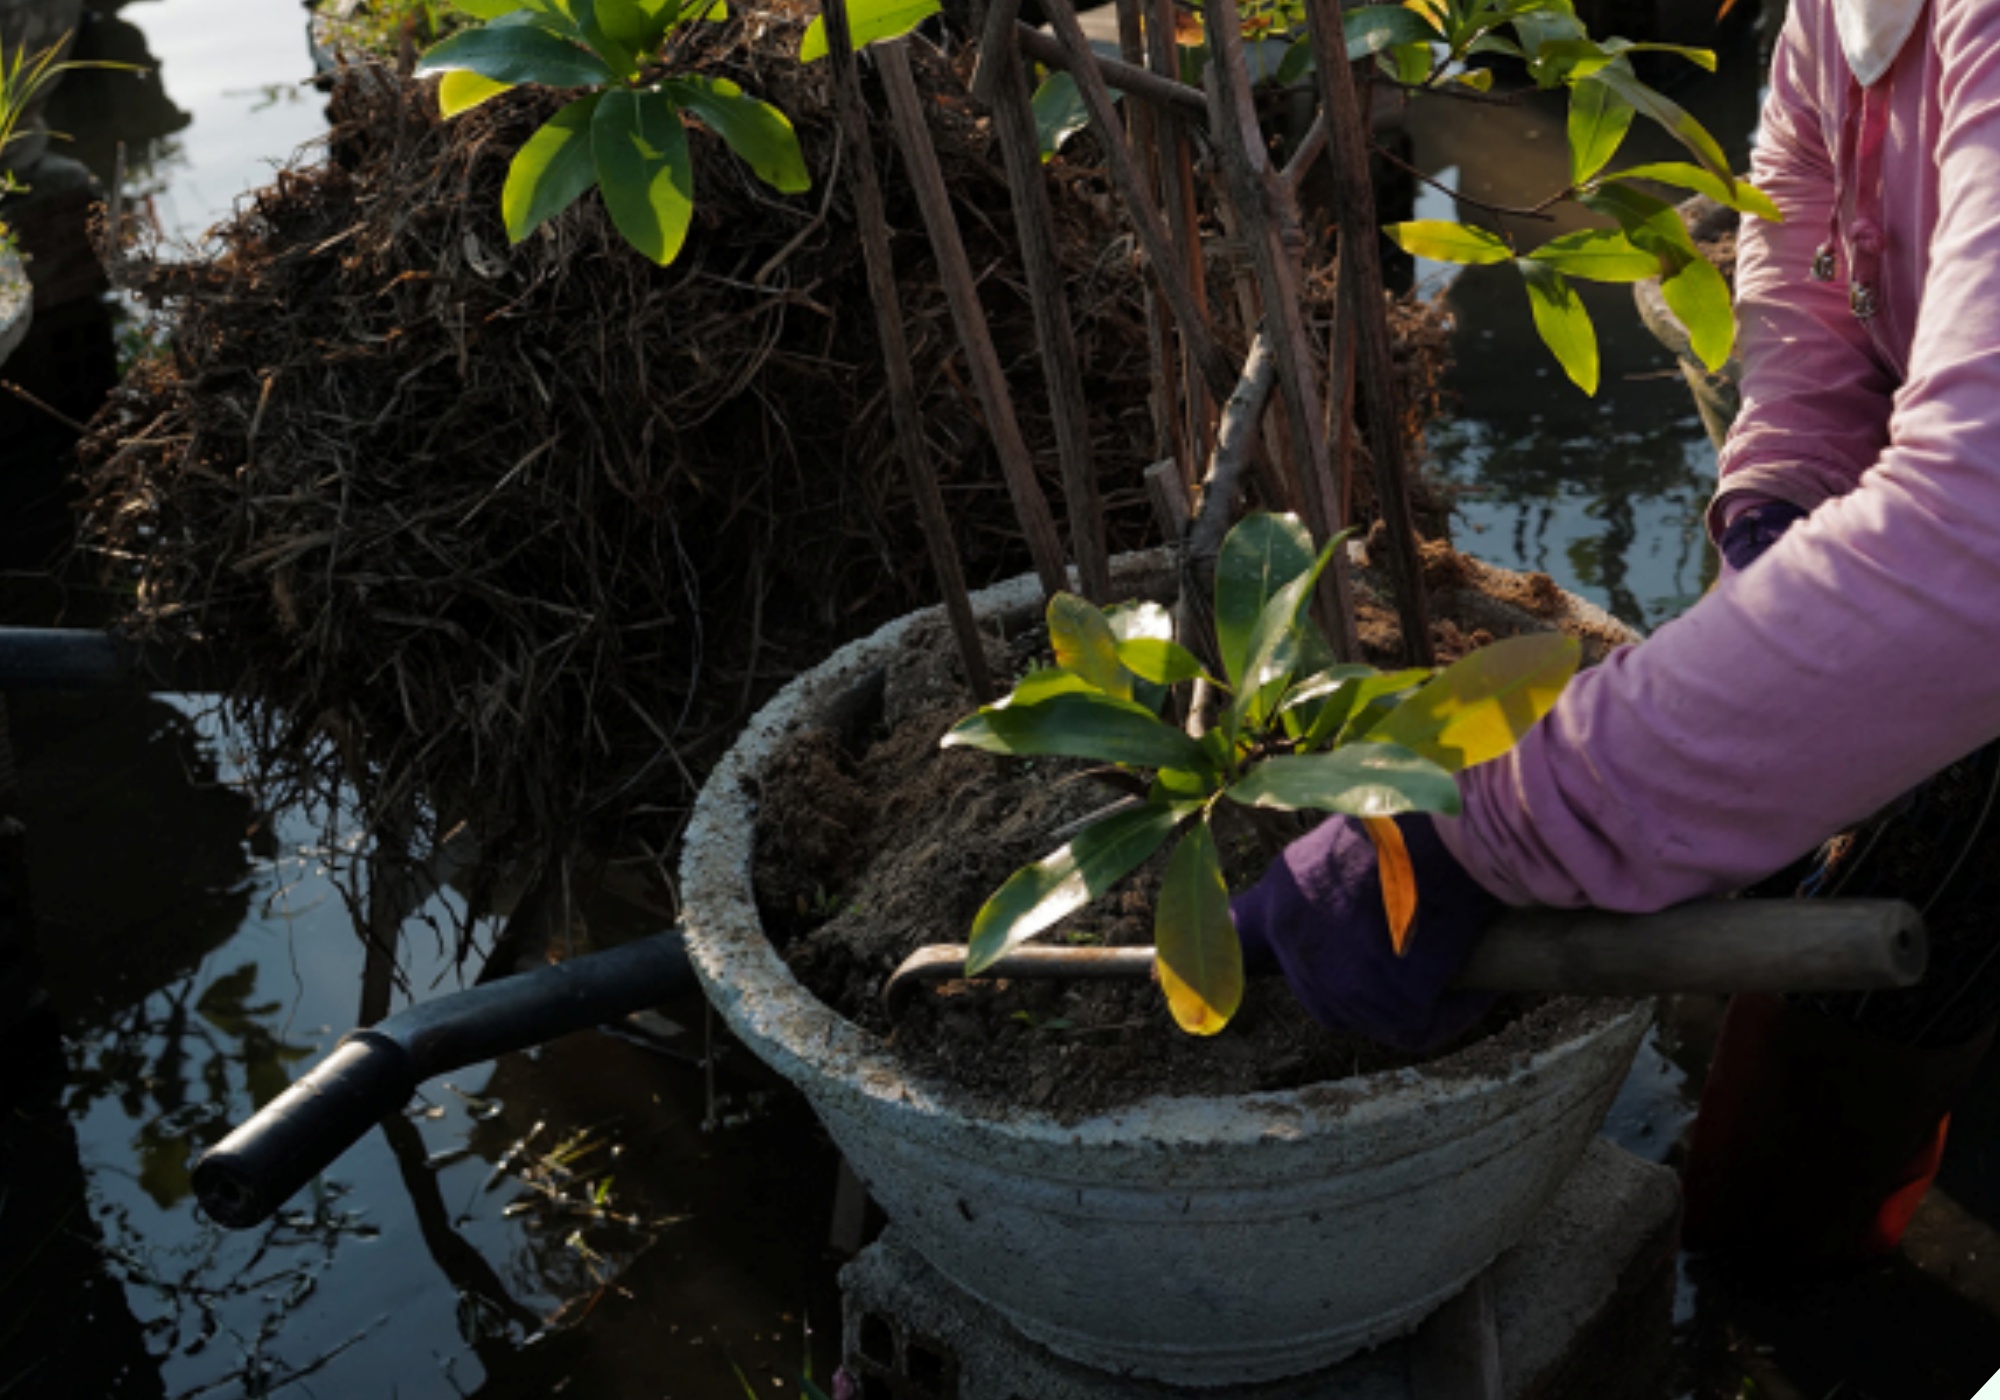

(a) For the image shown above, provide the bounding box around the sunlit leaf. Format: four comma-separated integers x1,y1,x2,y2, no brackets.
1344,4,1438,56
966,802,1190,973
1117,637,1212,687
439,68,512,116
1003,666,1097,707
453,0,533,18
1384,39,1433,83
1155,822,1242,1035
502,93,602,241
1566,74,1632,184
1383,220,1513,265
1365,632,1580,770
1047,592,1131,700
662,74,810,193
1661,251,1735,369
799,0,941,61
1215,512,1315,688
592,87,694,265
1609,160,1783,222
1518,259,1599,394
1454,66,1494,91
415,22,613,86
1325,668,1432,747
1226,742,1461,816
1589,60,1733,184
1525,227,1657,281
1362,816,1418,955
596,0,681,54
1601,36,1716,69
942,692,1214,773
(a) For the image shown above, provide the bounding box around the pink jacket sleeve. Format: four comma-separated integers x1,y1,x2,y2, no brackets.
1706,7,1899,534
1438,0,2000,910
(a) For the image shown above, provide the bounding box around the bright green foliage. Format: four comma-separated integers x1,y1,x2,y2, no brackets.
416,0,808,265
942,513,1580,1035
0,30,144,194
1366,0,1779,393
797,0,939,61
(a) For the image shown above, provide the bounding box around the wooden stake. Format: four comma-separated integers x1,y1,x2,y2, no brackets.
967,0,1022,106
1030,0,1239,403
985,38,1112,602
1202,7,1360,661
1013,25,1205,121
1186,332,1277,576
1144,0,1215,481
878,40,1070,603
1303,0,1434,667
823,0,993,701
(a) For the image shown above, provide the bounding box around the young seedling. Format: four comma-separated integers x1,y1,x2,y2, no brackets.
943,512,1579,1034
415,0,816,265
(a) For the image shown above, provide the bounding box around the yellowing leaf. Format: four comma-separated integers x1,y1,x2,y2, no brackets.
1155,823,1242,1035
1362,817,1417,956
1048,592,1131,700
1367,632,1581,771
440,68,512,117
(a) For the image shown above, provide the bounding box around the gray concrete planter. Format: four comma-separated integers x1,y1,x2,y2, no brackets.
0,240,30,370
680,550,1650,1387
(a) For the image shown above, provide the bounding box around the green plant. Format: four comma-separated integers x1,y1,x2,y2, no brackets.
943,512,1578,1035
414,0,818,265
0,30,144,194
1351,0,1779,393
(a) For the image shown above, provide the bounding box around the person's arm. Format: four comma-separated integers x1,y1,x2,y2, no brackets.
1440,0,2000,912
1706,1,1899,537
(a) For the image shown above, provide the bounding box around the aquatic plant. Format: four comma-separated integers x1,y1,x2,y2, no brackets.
0,28,143,194
944,511,1578,1033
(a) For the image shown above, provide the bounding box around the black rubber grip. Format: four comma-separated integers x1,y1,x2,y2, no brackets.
192,1032,416,1228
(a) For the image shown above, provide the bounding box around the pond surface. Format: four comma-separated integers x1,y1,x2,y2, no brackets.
6,4,2000,1399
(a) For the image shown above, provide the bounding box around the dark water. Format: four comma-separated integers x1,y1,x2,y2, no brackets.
7,4,2000,1398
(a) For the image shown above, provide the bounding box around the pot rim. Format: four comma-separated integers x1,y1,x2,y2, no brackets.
679,548,1649,1148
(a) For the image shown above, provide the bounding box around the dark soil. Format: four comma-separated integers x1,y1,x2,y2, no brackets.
753,560,1622,1121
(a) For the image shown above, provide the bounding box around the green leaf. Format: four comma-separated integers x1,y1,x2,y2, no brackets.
1507,7,1584,60
1116,637,1211,687
1453,66,1494,91
1383,220,1513,265
661,75,809,193
1364,632,1581,771
1518,259,1598,394
1609,160,1783,222
1531,36,1615,82
1525,227,1657,282
799,0,941,61
596,0,680,53
1384,40,1433,84
439,68,513,116
1230,539,1340,729
1155,822,1242,1035
1307,667,1432,748
1601,37,1715,70
568,0,638,76
1046,592,1131,700
1344,4,1438,57
592,87,695,265
1215,513,1316,688
1031,70,1092,161
1151,765,1217,802
943,692,1215,774
1589,61,1733,185
1276,36,1314,85
1566,75,1632,184
1661,251,1735,369
453,0,533,17
1005,666,1097,707
502,93,603,241
415,23,613,87
1226,742,1462,816
966,802,1189,974
1579,181,1696,254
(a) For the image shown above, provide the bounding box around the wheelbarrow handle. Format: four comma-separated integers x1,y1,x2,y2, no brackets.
881,898,1927,1014
193,932,694,1230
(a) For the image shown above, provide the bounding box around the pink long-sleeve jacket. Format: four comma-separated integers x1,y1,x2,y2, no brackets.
1437,0,2000,910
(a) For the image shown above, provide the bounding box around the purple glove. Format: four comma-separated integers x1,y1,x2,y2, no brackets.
1231,814,1504,1053
1717,500,1808,572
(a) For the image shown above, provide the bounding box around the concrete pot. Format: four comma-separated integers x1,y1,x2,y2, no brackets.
679,550,1650,1388
0,239,29,369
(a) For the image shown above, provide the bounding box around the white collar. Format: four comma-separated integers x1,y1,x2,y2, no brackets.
1832,0,1926,86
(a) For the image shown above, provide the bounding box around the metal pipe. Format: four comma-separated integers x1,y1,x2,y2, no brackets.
192,931,695,1229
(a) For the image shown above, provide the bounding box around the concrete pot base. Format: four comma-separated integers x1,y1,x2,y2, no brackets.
680,549,1651,1387
839,1139,1682,1399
